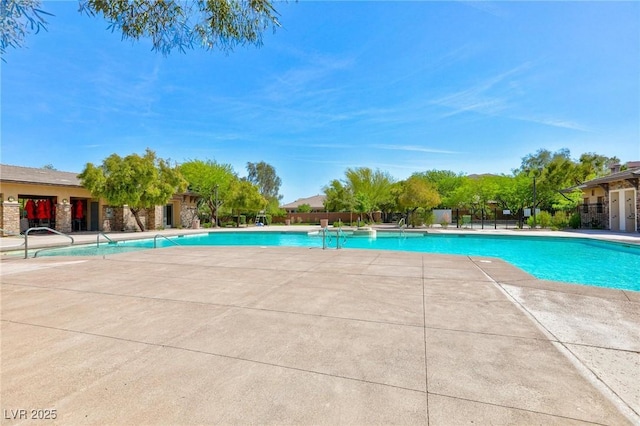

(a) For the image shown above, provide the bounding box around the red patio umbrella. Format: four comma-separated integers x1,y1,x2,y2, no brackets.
44,199,52,219
36,200,47,220
75,201,84,219
26,199,36,220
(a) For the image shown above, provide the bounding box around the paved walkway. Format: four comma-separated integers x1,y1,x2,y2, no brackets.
1,241,638,424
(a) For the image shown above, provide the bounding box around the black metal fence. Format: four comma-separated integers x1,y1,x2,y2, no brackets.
578,203,607,229
450,208,524,229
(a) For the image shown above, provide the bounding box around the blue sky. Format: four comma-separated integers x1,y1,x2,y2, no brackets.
2,1,639,203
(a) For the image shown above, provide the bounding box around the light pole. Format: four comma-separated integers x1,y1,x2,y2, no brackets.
214,185,219,228
525,168,538,229
531,173,537,229
532,174,537,228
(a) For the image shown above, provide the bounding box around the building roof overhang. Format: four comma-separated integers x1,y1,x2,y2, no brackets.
563,167,640,192
1,164,84,187
281,194,326,210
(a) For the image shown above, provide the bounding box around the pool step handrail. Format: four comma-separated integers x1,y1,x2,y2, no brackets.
336,227,347,249
397,218,406,237
25,227,74,259
321,227,347,250
97,232,115,247
153,234,181,248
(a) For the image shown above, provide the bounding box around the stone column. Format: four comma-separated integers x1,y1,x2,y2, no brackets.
147,205,163,230
1,200,20,236
56,202,72,233
636,190,640,233
603,192,610,230
114,207,124,231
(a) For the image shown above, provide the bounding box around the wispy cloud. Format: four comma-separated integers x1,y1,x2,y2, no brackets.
371,144,462,155
458,1,510,19
263,53,354,103
383,44,478,88
431,62,589,132
431,63,531,117
366,161,433,173
512,116,591,132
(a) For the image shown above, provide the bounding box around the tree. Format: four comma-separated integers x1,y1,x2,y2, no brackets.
576,152,620,182
343,167,395,222
1,0,51,58
353,192,374,223
226,179,265,226
517,148,619,213
323,179,354,212
415,169,467,207
493,174,532,228
552,188,582,212
180,159,235,226
297,203,311,213
395,176,441,227
448,175,499,223
3,0,281,57
518,148,563,175
78,149,186,231
246,161,282,212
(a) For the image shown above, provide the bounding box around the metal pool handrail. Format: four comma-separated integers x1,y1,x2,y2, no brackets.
25,227,74,259
97,232,115,247
397,218,406,237
153,234,181,248
322,227,347,250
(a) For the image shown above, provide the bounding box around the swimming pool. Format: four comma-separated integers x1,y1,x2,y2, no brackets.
35,231,640,292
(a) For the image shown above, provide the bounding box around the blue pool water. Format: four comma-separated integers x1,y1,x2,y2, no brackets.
37,231,640,291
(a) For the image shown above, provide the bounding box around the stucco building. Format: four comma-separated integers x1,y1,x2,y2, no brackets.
0,164,198,236
573,162,640,233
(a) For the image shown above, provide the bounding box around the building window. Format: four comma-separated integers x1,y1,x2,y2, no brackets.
596,196,604,213
583,198,589,213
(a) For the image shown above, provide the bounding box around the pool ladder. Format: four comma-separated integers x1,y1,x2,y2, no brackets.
397,218,407,237
322,227,347,250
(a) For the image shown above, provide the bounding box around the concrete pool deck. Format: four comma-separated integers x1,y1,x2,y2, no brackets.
1,228,639,424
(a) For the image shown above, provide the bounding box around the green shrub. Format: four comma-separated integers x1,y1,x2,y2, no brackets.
538,211,552,228
423,210,434,227
526,212,552,228
551,211,569,229
356,218,367,227
569,213,581,229
409,210,423,227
